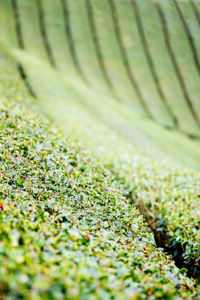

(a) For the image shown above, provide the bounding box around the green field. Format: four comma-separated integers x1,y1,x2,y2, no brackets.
0,0,200,299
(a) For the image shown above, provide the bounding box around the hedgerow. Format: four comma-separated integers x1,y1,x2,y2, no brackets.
113,155,200,278
0,92,197,299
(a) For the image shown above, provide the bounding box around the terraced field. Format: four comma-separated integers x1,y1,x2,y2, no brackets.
0,0,200,299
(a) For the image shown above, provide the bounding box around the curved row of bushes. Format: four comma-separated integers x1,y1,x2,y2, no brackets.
0,77,197,299
115,155,200,278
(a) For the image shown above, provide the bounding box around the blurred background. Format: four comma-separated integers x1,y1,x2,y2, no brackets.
1,0,200,170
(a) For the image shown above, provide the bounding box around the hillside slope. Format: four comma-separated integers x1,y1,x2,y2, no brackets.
1,0,200,169
0,0,200,298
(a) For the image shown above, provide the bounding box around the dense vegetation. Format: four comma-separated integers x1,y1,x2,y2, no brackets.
116,156,200,278
0,87,197,299
0,0,200,299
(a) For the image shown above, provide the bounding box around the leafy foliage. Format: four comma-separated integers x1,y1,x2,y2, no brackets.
0,94,196,299
117,156,200,277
